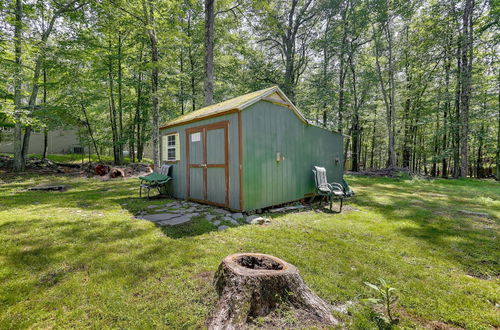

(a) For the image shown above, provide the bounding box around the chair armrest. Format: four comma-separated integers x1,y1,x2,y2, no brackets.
329,182,345,193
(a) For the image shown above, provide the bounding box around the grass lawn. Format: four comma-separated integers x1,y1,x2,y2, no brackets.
0,174,498,328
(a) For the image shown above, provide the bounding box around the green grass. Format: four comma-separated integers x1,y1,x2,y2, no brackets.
0,174,498,329
0,153,153,164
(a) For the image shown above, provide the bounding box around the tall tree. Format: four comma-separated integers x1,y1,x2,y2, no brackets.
458,0,475,177
252,0,318,101
204,0,215,106
12,0,23,171
142,0,160,169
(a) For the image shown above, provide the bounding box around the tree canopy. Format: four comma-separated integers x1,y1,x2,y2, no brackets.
0,0,498,178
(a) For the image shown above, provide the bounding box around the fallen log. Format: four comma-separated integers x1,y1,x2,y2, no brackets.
207,253,339,329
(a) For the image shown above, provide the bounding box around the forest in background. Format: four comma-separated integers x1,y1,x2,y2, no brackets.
0,0,498,178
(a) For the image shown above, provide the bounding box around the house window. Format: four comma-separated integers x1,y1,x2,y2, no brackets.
163,133,180,161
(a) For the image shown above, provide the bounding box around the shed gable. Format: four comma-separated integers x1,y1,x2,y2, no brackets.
160,86,307,129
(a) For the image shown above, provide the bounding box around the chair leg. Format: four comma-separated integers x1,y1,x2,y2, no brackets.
139,186,142,198
329,196,333,210
339,198,343,212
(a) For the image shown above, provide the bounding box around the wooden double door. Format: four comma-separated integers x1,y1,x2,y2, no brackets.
186,121,229,207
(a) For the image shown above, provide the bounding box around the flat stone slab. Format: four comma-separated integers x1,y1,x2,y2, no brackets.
213,208,231,215
231,213,244,219
269,205,306,213
138,212,199,226
245,215,260,223
158,214,198,226
138,213,183,222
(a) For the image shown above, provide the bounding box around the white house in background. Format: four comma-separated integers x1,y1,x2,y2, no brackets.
0,127,86,155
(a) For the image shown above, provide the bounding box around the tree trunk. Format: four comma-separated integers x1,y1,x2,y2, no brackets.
496,70,500,181
80,102,101,163
143,0,160,169
385,23,397,168
370,107,377,169
117,31,124,164
402,28,412,169
13,0,24,172
134,42,144,162
180,47,185,115
458,0,474,178
108,38,120,165
42,68,48,159
208,253,339,329
204,0,215,106
442,41,451,178
350,56,360,172
453,39,462,178
186,12,197,111
431,109,440,177
475,121,485,178
374,23,396,168
21,11,61,166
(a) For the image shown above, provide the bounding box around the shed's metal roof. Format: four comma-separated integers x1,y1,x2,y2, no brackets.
160,86,307,129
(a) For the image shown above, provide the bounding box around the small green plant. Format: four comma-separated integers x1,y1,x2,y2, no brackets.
364,278,398,324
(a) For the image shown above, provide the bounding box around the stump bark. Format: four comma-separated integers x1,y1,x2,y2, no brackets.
207,253,339,329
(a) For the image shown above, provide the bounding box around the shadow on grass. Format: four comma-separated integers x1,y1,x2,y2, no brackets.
158,217,220,239
348,176,499,278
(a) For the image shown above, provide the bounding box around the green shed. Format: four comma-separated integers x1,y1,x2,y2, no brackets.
159,86,344,212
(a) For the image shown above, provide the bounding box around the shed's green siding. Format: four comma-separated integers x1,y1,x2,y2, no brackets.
160,112,240,210
241,101,343,211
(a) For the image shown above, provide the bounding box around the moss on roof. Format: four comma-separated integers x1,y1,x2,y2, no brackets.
161,86,278,128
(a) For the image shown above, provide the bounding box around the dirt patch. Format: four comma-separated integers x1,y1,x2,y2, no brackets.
458,210,490,218
347,167,414,178
425,321,463,330
28,184,69,192
194,271,214,282
341,205,361,212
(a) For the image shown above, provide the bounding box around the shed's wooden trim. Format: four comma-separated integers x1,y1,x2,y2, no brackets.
185,120,230,208
160,109,238,129
238,111,244,211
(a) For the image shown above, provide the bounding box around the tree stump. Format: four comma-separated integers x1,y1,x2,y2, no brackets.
109,168,125,178
207,253,339,329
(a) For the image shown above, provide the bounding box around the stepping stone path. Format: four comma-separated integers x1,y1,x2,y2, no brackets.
135,200,254,227
135,200,293,227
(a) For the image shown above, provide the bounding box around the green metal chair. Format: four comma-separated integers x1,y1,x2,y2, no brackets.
341,178,355,197
139,164,172,198
312,166,347,211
